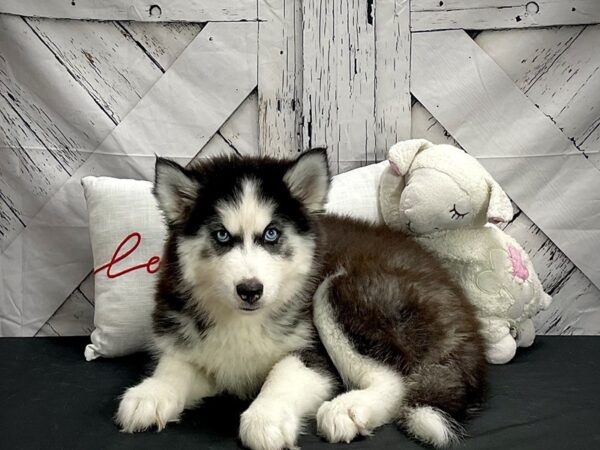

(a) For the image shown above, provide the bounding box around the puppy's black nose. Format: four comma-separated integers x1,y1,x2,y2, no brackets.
236,279,263,304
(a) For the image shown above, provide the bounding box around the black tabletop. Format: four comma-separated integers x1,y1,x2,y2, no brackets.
1,336,599,449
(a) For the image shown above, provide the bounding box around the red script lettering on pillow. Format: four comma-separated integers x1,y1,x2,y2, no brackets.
94,232,161,279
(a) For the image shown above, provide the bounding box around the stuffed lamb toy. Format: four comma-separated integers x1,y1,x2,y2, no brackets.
379,139,552,364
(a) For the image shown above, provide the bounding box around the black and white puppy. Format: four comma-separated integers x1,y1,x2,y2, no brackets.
116,150,486,449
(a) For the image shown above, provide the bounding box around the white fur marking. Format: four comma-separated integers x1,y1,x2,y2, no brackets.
240,355,334,450
405,406,462,448
116,354,217,432
313,274,405,442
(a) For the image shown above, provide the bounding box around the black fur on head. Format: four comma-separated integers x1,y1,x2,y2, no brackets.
152,149,331,235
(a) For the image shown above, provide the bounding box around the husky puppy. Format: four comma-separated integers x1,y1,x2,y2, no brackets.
116,150,486,449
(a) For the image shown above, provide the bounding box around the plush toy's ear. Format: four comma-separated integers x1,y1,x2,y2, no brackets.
486,178,513,224
284,148,331,213
387,139,434,176
153,157,200,225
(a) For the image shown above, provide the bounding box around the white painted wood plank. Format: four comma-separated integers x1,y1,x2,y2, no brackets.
375,0,411,157
118,21,205,71
0,0,257,22
411,30,600,290
534,269,600,335
303,0,376,173
411,0,600,31
25,17,165,125
477,25,600,172
219,90,259,156
0,14,115,172
195,132,240,160
78,272,95,304
0,22,258,337
258,0,302,157
0,94,71,249
411,100,460,146
474,26,585,94
34,289,94,337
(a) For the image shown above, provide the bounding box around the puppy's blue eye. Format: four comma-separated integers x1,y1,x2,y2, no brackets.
215,230,231,243
263,227,280,243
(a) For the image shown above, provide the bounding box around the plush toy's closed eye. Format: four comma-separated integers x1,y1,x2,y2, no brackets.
450,204,469,220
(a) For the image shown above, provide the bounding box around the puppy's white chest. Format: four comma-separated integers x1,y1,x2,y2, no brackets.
189,317,310,398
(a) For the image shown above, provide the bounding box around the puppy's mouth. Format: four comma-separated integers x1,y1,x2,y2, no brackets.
239,304,261,313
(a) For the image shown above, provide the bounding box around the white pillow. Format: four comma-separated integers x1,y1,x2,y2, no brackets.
82,176,167,361
82,162,387,359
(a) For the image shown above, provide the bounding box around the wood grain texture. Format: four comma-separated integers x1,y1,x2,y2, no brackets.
25,17,164,125
477,25,600,171
117,21,205,72
219,90,259,156
258,0,303,157
1,21,258,336
0,16,205,252
412,29,600,291
34,288,94,337
303,0,376,173
0,0,257,22
411,0,600,31
375,0,411,156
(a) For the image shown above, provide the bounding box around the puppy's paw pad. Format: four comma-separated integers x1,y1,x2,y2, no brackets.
116,378,183,433
240,404,299,450
317,398,372,443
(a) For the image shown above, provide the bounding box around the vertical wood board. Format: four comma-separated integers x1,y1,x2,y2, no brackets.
303,0,376,173
375,0,412,157
258,0,303,157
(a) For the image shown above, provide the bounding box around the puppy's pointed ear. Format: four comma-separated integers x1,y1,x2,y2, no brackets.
284,148,331,213
153,157,200,225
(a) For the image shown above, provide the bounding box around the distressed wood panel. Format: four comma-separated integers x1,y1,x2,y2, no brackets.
34,289,94,337
0,93,71,250
534,269,600,335
303,0,376,173
375,0,411,156
411,0,600,31
0,0,257,22
78,272,95,304
117,21,205,72
258,0,303,157
219,90,259,156
412,29,600,291
26,18,166,124
477,25,600,170
0,21,258,336
0,17,204,252
0,14,115,172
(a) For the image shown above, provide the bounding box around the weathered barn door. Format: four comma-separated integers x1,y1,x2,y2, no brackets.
1,0,599,336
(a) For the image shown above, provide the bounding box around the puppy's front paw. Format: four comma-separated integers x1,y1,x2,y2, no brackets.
116,377,184,432
317,394,373,443
239,401,300,450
